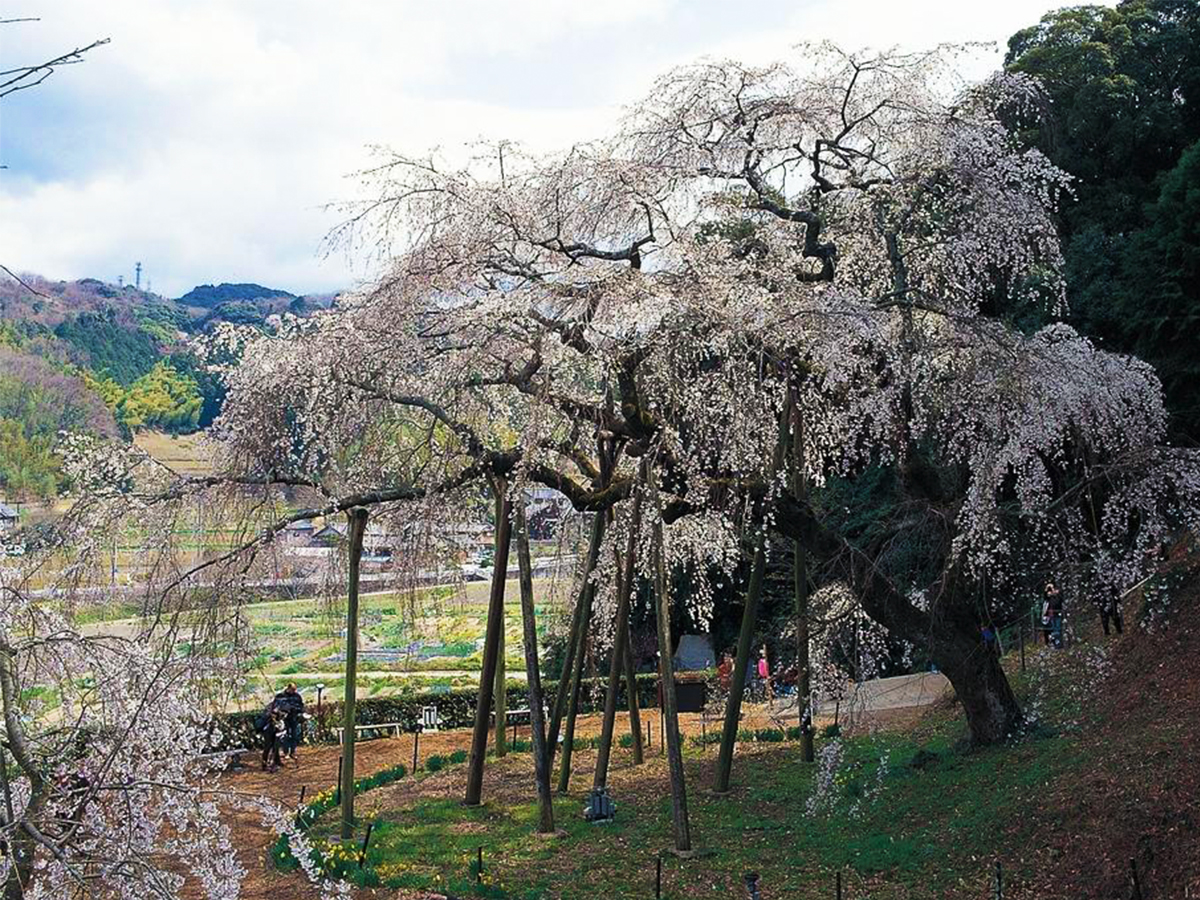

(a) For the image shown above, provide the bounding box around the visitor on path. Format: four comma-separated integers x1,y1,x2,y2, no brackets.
717,653,734,693
272,682,306,760
1042,583,1064,648
980,624,999,655
259,705,286,772
758,646,773,702
1100,592,1125,636
779,663,798,697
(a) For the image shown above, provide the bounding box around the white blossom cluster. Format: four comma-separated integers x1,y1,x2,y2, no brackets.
0,570,249,897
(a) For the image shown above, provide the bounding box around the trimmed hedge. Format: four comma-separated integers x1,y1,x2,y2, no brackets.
213,671,705,750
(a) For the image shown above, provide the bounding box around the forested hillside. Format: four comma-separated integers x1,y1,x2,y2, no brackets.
0,272,332,500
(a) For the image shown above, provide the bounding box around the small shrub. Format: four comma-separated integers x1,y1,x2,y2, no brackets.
425,754,446,772
358,763,406,790
755,728,785,742
908,749,940,770
821,723,842,739
618,733,634,748
737,728,754,743
448,749,468,764
786,726,803,741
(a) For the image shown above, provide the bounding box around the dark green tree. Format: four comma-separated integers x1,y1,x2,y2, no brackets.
1007,0,1200,439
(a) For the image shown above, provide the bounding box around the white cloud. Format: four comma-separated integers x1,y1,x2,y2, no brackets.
0,0,1105,297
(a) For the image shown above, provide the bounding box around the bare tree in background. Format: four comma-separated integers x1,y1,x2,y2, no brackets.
0,19,108,101
0,16,109,290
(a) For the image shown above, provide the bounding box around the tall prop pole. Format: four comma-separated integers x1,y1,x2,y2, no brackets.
465,477,513,806
594,481,643,789
715,406,789,793
547,514,606,764
647,463,692,853
791,397,815,763
340,507,369,839
514,500,555,832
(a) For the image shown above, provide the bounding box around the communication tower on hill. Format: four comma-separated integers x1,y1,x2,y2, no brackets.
135,262,142,290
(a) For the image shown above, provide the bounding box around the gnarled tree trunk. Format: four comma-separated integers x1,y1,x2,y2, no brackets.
772,492,1024,746
927,605,1023,744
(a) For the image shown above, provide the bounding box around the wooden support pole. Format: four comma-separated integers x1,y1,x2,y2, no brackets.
716,408,788,792
623,622,644,765
648,466,692,853
514,500,555,833
340,507,369,840
548,513,606,766
594,485,643,789
495,572,507,758
465,477,513,806
556,625,589,793
790,397,814,764
556,515,606,793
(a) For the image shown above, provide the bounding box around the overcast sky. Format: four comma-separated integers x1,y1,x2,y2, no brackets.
0,0,1092,299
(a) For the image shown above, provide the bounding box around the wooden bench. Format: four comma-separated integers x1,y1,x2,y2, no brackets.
334,722,405,743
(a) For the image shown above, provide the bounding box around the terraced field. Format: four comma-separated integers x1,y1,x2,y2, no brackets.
85,575,573,708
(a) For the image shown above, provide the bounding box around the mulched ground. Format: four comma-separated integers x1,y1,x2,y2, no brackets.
206,705,809,899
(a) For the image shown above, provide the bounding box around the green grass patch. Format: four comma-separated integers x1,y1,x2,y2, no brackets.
299,704,1083,899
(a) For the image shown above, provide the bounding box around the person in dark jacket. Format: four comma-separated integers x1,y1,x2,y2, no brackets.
1043,582,1064,648
259,705,285,771
1100,592,1124,636
272,683,306,760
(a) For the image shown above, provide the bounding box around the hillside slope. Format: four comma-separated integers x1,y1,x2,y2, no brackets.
1029,542,1200,899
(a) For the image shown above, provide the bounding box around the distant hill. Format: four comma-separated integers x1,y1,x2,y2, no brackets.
0,271,338,487
0,273,172,329
176,283,296,309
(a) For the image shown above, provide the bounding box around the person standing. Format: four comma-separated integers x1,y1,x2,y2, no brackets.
980,624,999,656
259,705,285,772
272,682,306,761
717,653,734,693
1100,590,1125,636
758,646,773,702
1043,583,1064,648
